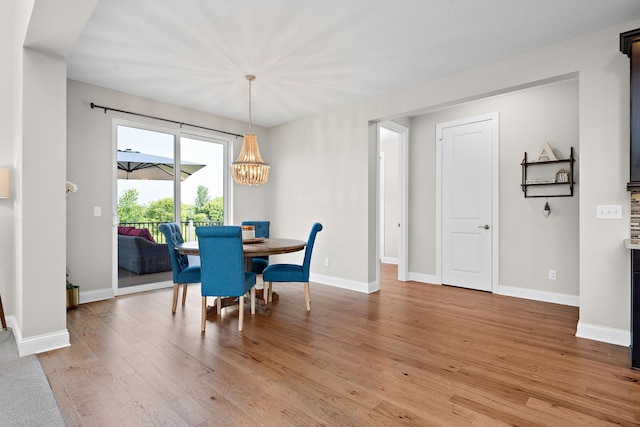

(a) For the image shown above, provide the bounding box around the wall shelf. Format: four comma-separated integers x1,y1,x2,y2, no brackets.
521,146,575,198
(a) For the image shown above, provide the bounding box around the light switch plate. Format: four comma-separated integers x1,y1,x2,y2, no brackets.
596,205,622,219
94,206,102,216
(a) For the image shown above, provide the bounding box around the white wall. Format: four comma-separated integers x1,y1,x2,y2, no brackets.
268,104,372,290
1,0,98,355
269,20,638,345
4,4,637,351
409,79,579,301
20,48,68,338
66,80,271,300
0,1,17,324
577,51,631,344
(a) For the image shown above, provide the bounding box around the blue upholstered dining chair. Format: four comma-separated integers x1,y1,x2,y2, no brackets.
159,223,201,314
241,220,270,274
196,226,256,332
262,223,323,311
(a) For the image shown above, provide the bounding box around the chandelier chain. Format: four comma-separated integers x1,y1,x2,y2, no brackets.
247,75,254,133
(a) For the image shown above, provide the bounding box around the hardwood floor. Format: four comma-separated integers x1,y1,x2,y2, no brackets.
39,264,640,426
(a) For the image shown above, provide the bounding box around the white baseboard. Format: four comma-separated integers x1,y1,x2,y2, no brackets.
381,257,398,265
408,273,580,307
496,285,579,307
114,281,173,297
408,272,441,285
81,282,174,301
80,287,115,303
310,273,375,293
9,316,70,356
576,321,630,347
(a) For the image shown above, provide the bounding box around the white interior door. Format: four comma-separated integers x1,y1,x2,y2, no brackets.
440,117,495,292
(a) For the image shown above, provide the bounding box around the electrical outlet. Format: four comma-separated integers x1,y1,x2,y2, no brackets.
596,205,622,219
94,206,102,216
548,270,556,280
325,257,330,267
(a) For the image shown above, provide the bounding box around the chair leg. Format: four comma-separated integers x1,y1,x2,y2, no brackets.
304,282,311,311
182,284,188,304
0,294,6,330
201,296,207,333
268,282,273,303
238,295,245,331
172,284,180,314
217,297,222,315
263,282,270,304
250,287,256,315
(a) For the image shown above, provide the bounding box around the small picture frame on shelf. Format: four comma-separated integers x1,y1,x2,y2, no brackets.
556,168,569,183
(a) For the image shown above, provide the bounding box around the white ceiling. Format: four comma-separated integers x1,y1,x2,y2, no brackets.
68,0,640,128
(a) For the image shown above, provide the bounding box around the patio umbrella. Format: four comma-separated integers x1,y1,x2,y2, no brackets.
117,149,205,181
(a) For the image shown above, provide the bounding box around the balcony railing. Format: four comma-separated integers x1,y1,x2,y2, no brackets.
119,220,222,243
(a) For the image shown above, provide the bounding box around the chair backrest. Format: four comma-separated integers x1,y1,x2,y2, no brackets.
302,223,323,280
241,220,270,238
196,226,248,297
159,223,189,281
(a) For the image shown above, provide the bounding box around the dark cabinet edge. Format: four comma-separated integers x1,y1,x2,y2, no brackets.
621,28,640,57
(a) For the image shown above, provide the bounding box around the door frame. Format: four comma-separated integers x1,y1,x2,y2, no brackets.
435,113,499,291
379,150,386,261
377,121,409,281
112,118,233,296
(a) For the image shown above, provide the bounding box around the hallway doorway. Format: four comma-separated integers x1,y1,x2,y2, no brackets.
378,121,408,282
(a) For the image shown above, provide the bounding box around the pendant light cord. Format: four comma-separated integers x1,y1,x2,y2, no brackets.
246,74,255,133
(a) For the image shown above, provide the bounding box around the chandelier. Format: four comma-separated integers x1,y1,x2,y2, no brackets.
231,75,270,186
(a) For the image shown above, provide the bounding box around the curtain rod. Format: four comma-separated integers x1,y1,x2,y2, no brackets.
90,102,243,138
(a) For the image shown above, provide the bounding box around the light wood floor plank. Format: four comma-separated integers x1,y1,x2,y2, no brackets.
39,264,640,426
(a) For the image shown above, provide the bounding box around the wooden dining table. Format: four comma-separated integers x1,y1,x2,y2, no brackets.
175,238,306,315
175,237,306,263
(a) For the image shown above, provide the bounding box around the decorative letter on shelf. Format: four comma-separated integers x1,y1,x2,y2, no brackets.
535,141,557,162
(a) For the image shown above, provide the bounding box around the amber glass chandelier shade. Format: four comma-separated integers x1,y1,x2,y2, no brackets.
231,133,270,186
231,74,270,186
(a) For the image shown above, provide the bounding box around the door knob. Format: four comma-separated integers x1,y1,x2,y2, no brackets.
478,224,490,230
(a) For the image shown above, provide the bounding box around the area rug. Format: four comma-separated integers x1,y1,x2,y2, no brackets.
0,329,65,427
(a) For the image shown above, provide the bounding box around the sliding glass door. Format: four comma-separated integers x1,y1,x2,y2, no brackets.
179,136,226,242
115,122,229,291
